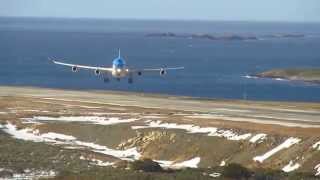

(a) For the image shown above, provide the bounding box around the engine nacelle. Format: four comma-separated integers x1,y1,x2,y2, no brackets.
95,69,101,76
137,71,142,76
160,68,167,76
72,66,78,72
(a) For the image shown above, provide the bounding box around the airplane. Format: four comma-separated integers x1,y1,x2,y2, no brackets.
52,49,184,84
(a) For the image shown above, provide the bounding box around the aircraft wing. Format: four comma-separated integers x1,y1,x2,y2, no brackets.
52,60,113,72
139,67,185,71
130,66,184,76
132,67,184,72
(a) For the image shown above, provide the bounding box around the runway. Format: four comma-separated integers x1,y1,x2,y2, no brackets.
1,86,320,128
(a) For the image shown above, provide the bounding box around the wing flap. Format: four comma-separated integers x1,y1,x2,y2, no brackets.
52,60,113,72
132,67,184,72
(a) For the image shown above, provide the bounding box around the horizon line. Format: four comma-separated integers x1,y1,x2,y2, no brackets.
1,15,320,24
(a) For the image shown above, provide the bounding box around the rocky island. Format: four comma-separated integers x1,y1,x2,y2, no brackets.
255,68,320,84
146,32,305,41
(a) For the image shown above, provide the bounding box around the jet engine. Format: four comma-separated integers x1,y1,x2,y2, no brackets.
72,66,78,72
95,69,101,76
137,71,142,76
160,68,167,76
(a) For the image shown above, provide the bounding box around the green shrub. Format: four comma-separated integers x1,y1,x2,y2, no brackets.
222,163,252,179
129,159,163,172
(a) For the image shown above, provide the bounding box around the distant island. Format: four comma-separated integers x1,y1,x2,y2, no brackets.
146,32,305,41
254,68,320,84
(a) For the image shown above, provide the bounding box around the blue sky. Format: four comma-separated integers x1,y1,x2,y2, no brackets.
1,0,320,22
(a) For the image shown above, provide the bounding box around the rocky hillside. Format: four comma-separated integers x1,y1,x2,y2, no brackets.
255,68,320,84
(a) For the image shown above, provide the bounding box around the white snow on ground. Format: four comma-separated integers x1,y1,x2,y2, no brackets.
156,157,201,169
220,160,226,166
312,141,320,150
253,137,301,163
75,141,141,160
132,121,252,141
91,159,114,166
41,132,76,141
79,156,114,167
250,134,267,143
1,123,141,161
315,164,320,176
172,157,201,168
1,122,202,168
24,116,139,126
12,170,56,180
0,112,7,114
1,123,52,142
0,168,56,180
209,172,221,178
282,161,300,172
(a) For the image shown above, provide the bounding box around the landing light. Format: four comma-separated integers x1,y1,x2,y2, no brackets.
116,69,121,73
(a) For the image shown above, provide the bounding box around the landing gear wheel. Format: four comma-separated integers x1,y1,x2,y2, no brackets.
128,78,133,84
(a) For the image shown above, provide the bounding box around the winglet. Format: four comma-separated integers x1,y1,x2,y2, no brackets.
48,57,56,63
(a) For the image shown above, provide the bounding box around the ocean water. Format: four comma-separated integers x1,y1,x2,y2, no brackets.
0,17,320,102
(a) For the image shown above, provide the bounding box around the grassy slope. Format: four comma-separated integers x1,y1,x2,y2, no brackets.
0,131,90,173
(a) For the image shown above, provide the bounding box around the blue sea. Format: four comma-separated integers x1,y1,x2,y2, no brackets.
1,17,320,102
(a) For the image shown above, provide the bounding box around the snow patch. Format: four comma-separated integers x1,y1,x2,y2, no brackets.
282,161,300,172
92,159,114,166
315,164,320,176
80,156,114,167
0,168,56,180
2,123,52,142
41,132,76,141
156,157,201,169
250,134,267,143
1,123,141,161
132,121,252,141
75,141,141,160
172,157,201,168
220,160,226,166
253,137,301,163
312,141,320,150
209,172,221,178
